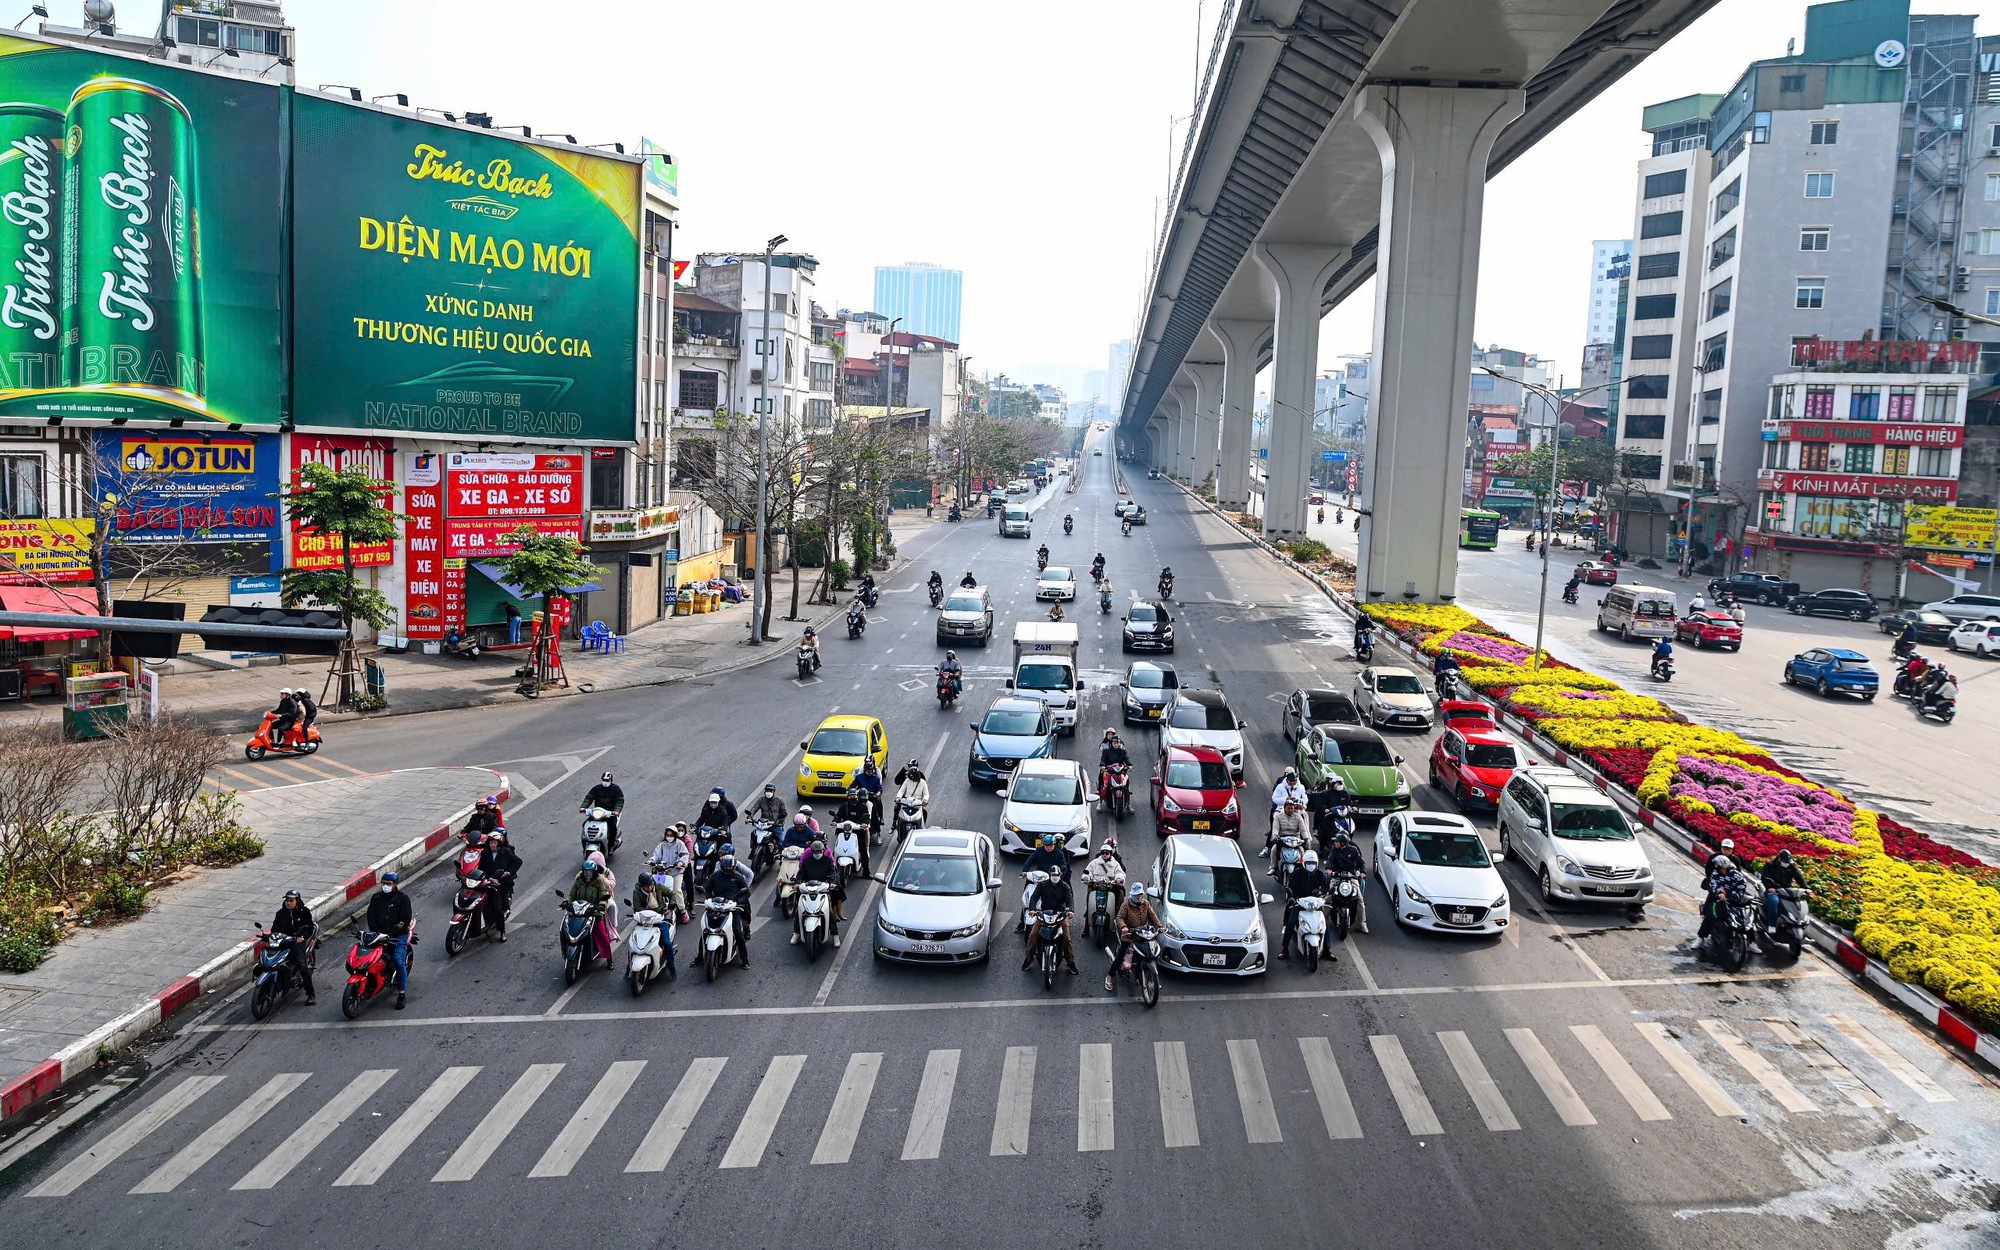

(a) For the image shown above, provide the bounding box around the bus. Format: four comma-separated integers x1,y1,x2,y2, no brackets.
1459,508,1502,550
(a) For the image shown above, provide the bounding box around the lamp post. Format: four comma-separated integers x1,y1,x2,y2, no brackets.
751,233,786,645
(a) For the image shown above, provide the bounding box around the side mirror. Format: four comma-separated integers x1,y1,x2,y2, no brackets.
987,878,1003,890
1395,754,1405,764
970,724,980,732
1492,850,1507,862
1078,683,1086,691
799,741,809,751
1004,679,1014,688
996,788,1010,799
871,872,888,883
1258,893,1275,905
1525,817,1545,832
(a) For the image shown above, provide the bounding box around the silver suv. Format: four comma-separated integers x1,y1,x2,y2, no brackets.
1922,592,2000,624
1494,765,1653,916
936,585,994,646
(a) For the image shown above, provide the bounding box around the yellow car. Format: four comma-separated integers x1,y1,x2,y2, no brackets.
798,714,888,798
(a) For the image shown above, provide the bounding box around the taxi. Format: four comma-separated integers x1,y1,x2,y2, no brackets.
798,714,888,798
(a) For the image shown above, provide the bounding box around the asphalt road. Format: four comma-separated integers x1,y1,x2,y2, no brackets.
3,436,1997,1248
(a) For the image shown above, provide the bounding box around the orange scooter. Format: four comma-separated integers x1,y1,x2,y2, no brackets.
245,710,323,761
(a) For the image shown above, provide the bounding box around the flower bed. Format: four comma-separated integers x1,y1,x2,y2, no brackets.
1420,630,1538,666
1504,685,1675,722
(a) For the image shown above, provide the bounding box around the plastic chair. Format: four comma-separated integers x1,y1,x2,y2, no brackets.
581,621,624,653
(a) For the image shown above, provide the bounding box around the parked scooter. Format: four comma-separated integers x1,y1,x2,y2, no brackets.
245,710,322,761
249,925,316,1021
1756,886,1809,963
626,908,674,995
340,923,413,1019
699,898,742,981
794,880,835,961
444,872,501,956
1293,895,1329,973
556,893,609,986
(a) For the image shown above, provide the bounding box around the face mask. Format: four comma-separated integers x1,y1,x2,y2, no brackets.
379,884,394,894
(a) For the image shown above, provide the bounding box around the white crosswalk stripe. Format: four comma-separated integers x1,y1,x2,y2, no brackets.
1504,1027,1595,1126
1699,1018,1816,1114
233,1069,397,1191
1370,1034,1443,1135
1634,1023,1743,1117
30,1075,225,1198
530,1061,646,1177
1437,1031,1520,1132
1154,1041,1199,1148
1764,1019,1881,1110
434,1064,563,1182
131,1072,308,1194
902,1049,961,1161
720,1055,805,1169
1823,1014,1953,1104
1077,1043,1115,1152
1298,1037,1362,1140
1569,1027,1670,1122
812,1052,882,1166
334,1066,480,1187
625,1058,726,1173
990,1046,1036,1157
1227,1040,1282,1144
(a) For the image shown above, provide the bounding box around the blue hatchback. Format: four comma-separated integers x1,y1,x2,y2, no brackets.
967,697,1057,786
1783,647,1878,701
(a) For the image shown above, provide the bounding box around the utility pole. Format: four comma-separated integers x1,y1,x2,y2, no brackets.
751,234,786,645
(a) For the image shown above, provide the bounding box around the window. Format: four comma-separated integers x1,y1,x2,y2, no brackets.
1699,389,1722,424
1844,444,1876,473
1848,388,1880,420
1988,173,2000,202
1625,375,1669,400
1640,211,1683,239
1888,389,1917,421
1881,447,1910,474
1751,111,1773,143
1987,289,2000,317
1923,388,1956,423
1620,453,1663,479
1804,171,1835,198
1633,294,1677,321
1709,227,1737,270
1780,73,1806,93
807,398,833,427
1636,252,1680,280
1623,413,1666,439
1804,387,1835,419
1916,447,1953,476
1769,387,1789,420
1764,441,1793,470
1991,122,2000,149
1971,229,2000,256
589,449,625,510
678,369,719,410
0,453,45,517
1796,278,1826,309
1701,333,1728,372
1707,278,1732,319
1809,120,1839,145
1643,169,1688,198
1713,178,1741,220
1800,227,1830,251
1800,442,1831,470
1629,334,1673,360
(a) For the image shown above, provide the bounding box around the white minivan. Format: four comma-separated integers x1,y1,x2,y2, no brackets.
999,505,1032,538
1495,765,1654,915
1595,584,1677,642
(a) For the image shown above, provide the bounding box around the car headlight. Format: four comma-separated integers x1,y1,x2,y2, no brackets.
1223,796,1238,815
971,753,991,766
1002,820,1024,836
1402,884,1430,904
1161,626,1174,638
1243,921,1262,942
877,917,909,937
1160,794,1181,812
1635,864,1653,879
1394,775,1410,795
1160,918,1185,939
798,761,812,777
1556,856,1581,876
947,921,985,939
1490,893,1510,909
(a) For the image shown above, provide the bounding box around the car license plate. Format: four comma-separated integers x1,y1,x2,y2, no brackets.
1448,909,1475,925
911,941,945,953
1191,820,1211,830
1201,952,1227,966
1146,708,1161,718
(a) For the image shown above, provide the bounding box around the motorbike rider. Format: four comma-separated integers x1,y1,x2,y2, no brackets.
294,687,319,734
267,889,318,1005
583,771,625,845
1037,542,1051,568
1919,663,1954,710
928,569,944,596
856,758,886,834
1098,576,1114,609
364,871,414,1010
463,795,502,839
1562,574,1582,603
833,787,876,877
1082,841,1127,920
1269,796,1310,875
1279,849,1329,960
1046,601,1066,622
858,572,877,605
1105,883,1163,993
476,829,522,940
1158,565,1173,594
1353,619,1374,656
696,788,738,835
705,851,753,965
1121,517,1132,536
847,597,868,634
1063,512,1074,534
746,784,788,831
1432,648,1465,687
1090,552,1106,580
893,760,931,836
1758,849,1808,932
937,649,964,694
800,626,822,672
796,837,843,943
1098,729,1132,802
960,570,978,588
1265,768,1309,855
651,824,694,903
1651,636,1674,679
267,687,300,748
1696,854,1751,943
1309,777,1355,858
631,856,685,926
1325,831,1368,933
1021,868,1080,976
781,812,818,852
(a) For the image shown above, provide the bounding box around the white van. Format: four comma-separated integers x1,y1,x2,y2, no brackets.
999,505,1031,538
1595,584,1677,642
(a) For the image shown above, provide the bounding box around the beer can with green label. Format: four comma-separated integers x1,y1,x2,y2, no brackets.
61,77,205,411
0,103,64,394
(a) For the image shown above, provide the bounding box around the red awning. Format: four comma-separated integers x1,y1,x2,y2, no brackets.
0,584,99,642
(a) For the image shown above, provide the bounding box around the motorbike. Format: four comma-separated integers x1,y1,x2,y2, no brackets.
1272,833,1305,880
1036,551,1049,572
445,874,501,956
846,608,866,640
797,642,818,680
891,800,926,842
859,582,879,608
795,880,835,961
245,710,322,762
340,924,412,1019
776,846,804,919
627,908,674,995
1891,636,1917,662
937,669,962,710
1084,881,1117,945
1436,669,1470,701
556,894,609,986
1031,904,1067,992
455,831,488,882
1063,517,1074,536
929,584,945,609
1756,886,1809,963
1091,561,1106,583
699,898,742,982
1100,589,1112,614
1110,925,1161,1007
1561,585,1580,606
1915,695,1957,724
1293,894,1329,973
748,818,778,879
1121,520,1132,537
1650,657,1675,683
1329,871,1364,942
1018,868,1051,936
1101,763,1132,820
249,926,315,1021
1892,661,1929,699
833,820,864,883
1701,889,1757,972
580,806,620,857
691,827,726,901
1354,634,1374,663
1157,576,1173,601
946,505,962,522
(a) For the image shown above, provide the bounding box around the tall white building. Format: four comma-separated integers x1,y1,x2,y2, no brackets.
1585,239,1633,350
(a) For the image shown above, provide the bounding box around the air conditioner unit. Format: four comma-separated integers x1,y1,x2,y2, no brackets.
749,368,764,384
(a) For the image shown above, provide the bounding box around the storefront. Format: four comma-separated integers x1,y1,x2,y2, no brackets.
585,504,680,634
0,583,97,700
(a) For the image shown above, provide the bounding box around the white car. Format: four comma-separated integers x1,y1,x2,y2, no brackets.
1946,619,2000,657
1115,499,1139,518
1354,665,1435,731
1035,566,1077,601
1159,690,1245,781
1151,834,1272,975
1495,765,1654,912
1373,811,1510,935
997,758,1093,855
872,830,1004,966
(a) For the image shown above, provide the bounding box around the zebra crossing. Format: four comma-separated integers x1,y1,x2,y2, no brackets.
27,1011,1955,1197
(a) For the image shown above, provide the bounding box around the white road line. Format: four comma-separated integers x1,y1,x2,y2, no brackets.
1227,1039,1283,1144
1342,932,1379,991
1764,1018,1882,1110
1699,1018,1817,1114
901,1049,961,1161
130,1071,308,1194
31,1075,225,1198
232,1069,396,1190
1154,1041,1199,1148
1569,1026,1671,1121
530,1060,646,1177
1823,1013,1953,1103
624,1057,727,1173
334,1066,480,1187
811,1052,882,1166
720,1054,805,1168
0,1078,134,1178
1437,1031,1520,1132
810,876,879,1008
1369,1035,1443,1135
1504,1027,1596,1126
433,1063,563,1182
1298,1037,1363,1140
1634,1023,1744,1117
990,1046,1036,1157
1078,1043,1115,1152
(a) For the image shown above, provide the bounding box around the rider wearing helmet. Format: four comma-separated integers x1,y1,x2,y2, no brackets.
1106,882,1163,992
746,783,788,829
1759,849,1808,930
1082,841,1127,917
583,771,626,845
796,836,843,941
705,851,752,966
959,569,977,588
1325,829,1367,932
1279,849,1329,960
364,871,414,1009
268,889,318,1004
1098,729,1131,801
477,828,522,939
781,812,817,851
696,788,738,833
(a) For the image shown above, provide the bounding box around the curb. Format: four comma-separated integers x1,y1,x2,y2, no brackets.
0,773,510,1126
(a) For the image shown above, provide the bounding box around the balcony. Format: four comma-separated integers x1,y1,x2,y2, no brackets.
676,339,739,362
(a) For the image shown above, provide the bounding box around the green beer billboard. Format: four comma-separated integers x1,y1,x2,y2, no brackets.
290,96,642,443
0,36,283,426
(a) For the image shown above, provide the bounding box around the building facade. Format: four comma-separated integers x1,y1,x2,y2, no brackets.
1585,239,1633,351
872,263,963,343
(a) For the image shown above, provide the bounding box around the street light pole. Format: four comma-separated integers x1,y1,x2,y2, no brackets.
751,233,786,645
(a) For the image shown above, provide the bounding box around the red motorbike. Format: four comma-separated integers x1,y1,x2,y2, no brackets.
245,710,322,761
456,831,488,882
341,922,413,1018
1100,763,1133,820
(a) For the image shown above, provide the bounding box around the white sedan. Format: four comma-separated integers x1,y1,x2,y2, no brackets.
1374,811,1510,935
1035,566,1077,601
997,759,1093,856
1947,619,2000,657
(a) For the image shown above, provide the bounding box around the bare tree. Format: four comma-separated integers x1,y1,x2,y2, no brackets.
680,409,821,640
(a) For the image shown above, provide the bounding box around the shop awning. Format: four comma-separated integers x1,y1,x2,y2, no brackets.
470,562,603,599
0,584,99,642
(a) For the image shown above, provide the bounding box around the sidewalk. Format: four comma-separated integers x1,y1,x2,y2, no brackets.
0,765,505,1115
1,513,942,734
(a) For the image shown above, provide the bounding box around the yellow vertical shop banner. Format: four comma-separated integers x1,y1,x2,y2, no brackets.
0,518,95,584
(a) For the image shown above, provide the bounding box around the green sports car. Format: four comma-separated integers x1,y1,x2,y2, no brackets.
1295,724,1411,817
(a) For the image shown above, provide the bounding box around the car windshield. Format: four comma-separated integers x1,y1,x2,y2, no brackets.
981,710,1044,736
1042,567,1072,581
1634,598,1675,618
1016,663,1073,690
1322,736,1393,766
1165,864,1255,909
1403,829,1493,868
1834,656,1873,672
1464,743,1518,770
809,728,868,756
1549,801,1633,840
1010,775,1083,805
944,596,984,613
889,854,982,896
1129,667,1176,690
1375,673,1424,695
1306,695,1357,722
1165,759,1232,790
1130,606,1160,623
1169,703,1235,731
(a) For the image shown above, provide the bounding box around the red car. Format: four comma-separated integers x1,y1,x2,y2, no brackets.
1438,699,1500,736
1674,609,1743,651
1428,728,1525,811
1151,744,1241,837
1574,560,1619,585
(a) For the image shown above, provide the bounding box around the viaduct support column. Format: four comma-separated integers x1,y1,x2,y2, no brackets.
1169,383,1198,482
1145,419,1165,474
1254,244,1349,539
1212,319,1267,511
1186,361,1223,495
1355,84,1523,603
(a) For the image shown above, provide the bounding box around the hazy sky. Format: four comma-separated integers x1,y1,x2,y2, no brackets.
281,0,2000,392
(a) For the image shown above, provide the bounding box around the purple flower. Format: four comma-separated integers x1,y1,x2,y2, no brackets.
1671,754,1856,844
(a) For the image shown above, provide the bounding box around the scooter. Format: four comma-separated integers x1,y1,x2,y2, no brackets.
245,711,322,762
937,669,962,709
699,898,742,982
1272,832,1305,880
555,893,608,986
1755,887,1809,963
858,581,879,608
1650,657,1675,683
795,881,835,961
946,504,962,522
776,845,803,919
929,584,945,609
1084,882,1117,945
1354,634,1374,663
1100,588,1113,614
1018,868,1051,935
891,800,925,842
340,923,412,1019
249,926,316,1021
1121,520,1132,537
1561,585,1580,606
1329,871,1365,941
626,908,674,995
747,818,778,879
1063,517,1074,536
1892,660,1929,699
1891,636,1917,662
797,643,817,680
846,607,867,639
1030,902,1067,992
1110,925,1161,1007
1701,889,1757,972
691,827,726,901
455,830,488,882
580,806,620,857
1157,576,1173,602
444,873,501,956
1294,895,1329,973
1101,764,1132,820
833,820,864,883
1915,695,1957,724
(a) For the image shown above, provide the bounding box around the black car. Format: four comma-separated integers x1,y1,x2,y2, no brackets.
1121,601,1175,652
1786,588,1877,622
1282,687,1362,743
1707,571,1798,606
1120,661,1181,723
1877,609,1955,644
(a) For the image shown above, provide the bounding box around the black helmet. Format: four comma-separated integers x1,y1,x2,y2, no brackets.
600,771,614,783
282,889,302,904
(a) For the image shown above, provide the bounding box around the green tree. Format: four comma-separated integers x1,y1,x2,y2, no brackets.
1489,437,1618,497
489,527,603,620
279,462,402,707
